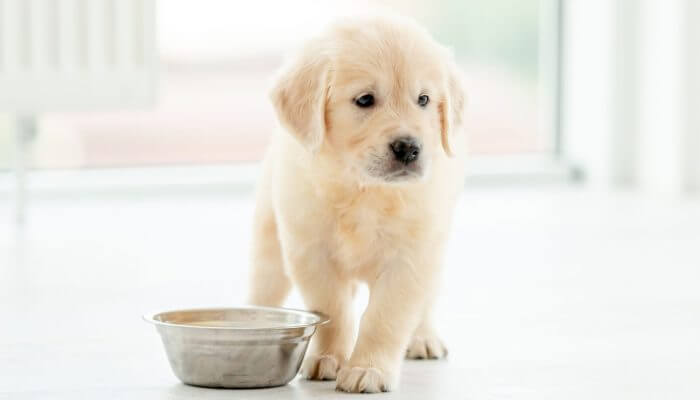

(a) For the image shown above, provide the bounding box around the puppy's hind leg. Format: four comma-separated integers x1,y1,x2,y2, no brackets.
247,206,291,307
406,307,447,360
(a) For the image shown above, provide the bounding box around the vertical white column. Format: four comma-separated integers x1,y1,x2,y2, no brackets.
0,0,5,71
2,0,21,73
75,0,88,68
140,0,156,70
46,0,60,69
135,0,157,104
29,0,52,71
538,0,561,156
610,0,641,187
637,0,685,195
132,0,145,67
114,0,134,70
561,0,615,188
104,0,116,68
86,0,106,72
682,0,700,193
57,0,78,71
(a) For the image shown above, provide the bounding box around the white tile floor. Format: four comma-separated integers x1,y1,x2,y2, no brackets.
1,186,699,399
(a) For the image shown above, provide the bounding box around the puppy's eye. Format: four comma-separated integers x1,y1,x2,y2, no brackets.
418,94,430,107
354,94,375,108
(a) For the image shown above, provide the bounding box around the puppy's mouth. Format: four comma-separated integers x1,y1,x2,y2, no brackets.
365,156,425,183
383,164,424,182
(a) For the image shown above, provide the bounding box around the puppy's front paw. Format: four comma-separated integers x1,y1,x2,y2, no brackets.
336,366,395,393
406,333,447,359
301,354,342,381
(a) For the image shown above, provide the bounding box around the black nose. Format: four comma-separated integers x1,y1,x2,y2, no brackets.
390,136,421,165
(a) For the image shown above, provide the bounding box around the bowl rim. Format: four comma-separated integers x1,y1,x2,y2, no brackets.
142,305,330,331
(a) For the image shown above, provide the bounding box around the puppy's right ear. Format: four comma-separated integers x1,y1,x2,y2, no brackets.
269,43,330,153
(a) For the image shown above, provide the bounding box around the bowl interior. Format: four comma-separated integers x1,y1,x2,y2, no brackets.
148,307,326,329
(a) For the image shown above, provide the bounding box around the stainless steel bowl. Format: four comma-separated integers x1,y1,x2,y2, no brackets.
144,306,329,388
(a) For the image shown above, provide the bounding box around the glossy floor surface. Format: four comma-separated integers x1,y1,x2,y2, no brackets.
1,186,699,399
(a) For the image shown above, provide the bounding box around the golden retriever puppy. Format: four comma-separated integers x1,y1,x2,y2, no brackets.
248,15,466,393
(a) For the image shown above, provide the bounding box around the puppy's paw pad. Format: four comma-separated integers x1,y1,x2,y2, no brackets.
301,354,340,381
406,334,447,359
336,366,392,393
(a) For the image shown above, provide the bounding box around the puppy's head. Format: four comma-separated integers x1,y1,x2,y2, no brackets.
270,16,465,184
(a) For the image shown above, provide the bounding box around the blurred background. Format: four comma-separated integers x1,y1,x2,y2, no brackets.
0,0,548,169
0,1,698,399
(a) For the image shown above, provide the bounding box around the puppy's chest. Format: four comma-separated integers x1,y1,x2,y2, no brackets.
328,194,422,270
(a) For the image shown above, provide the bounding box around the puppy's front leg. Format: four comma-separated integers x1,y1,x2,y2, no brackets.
336,264,430,393
291,256,355,381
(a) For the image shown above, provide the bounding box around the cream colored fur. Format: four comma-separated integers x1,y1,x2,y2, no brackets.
248,15,466,393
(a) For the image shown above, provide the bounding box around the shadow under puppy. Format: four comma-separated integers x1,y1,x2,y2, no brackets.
248,14,466,393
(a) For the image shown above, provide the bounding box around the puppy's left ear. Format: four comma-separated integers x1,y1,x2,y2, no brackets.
439,57,466,157
269,42,330,153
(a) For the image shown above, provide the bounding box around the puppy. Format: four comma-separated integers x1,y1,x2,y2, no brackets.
248,15,466,393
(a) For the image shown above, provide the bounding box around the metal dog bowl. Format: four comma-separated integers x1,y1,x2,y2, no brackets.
144,306,329,388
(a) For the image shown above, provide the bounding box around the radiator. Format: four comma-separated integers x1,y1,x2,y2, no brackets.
0,0,156,112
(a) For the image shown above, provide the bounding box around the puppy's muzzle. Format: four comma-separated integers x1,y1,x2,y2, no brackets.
390,136,421,165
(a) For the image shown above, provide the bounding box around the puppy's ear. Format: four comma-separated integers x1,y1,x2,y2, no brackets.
439,57,466,157
269,43,329,153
